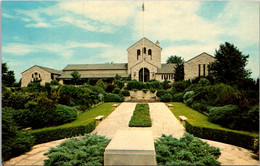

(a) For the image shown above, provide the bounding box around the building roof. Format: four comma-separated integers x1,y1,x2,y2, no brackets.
127,37,162,51
58,72,129,79
156,64,176,74
185,52,215,63
21,65,62,75
63,63,128,71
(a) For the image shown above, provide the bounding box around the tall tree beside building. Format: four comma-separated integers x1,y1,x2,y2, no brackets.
166,55,184,81
209,42,251,85
2,62,16,86
71,71,81,85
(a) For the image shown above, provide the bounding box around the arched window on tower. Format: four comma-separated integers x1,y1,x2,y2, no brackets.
148,49,152,60
137,49,141,59
143,47,146,54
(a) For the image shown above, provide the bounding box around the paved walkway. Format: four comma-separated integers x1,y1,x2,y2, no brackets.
3,102,259,165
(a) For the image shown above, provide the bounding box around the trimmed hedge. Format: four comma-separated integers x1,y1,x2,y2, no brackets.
104,93,124,102
173,92,184,102
129,104,152,127
185,121,258,150
29,120,96,144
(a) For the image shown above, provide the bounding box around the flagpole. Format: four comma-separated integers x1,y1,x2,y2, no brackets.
142,2,144,83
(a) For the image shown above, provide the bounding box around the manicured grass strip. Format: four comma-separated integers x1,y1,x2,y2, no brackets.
167,102,259,150
129,104,152,127
29,102,120,144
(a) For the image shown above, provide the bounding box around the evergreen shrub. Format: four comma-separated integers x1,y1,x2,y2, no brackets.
149,88,156,93
104,93,124,102
121,90,130,96
160,93,172,102
129,104,152,127
44,134,110,166
155,133,221,166
208,105,238,125
172,81,187,93
53,104,77,125
142,89,148,93
156,90,169,98
173,92,184,102
112,87,121,94
183,91,194,101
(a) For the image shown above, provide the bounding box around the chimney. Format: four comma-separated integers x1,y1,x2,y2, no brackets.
156,40,160,46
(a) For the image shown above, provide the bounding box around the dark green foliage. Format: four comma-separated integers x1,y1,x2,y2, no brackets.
142,88,148,93
172,81,187,93
71,71,81,85
112,87,121,94
149,88,156,93
185,97,194,106
2,109,34,161
183,91,194,101
209,42,251,85
208,105,238,125
162,80,171,90
126,80,144,90
166,55,184,64
95,79,107,90
185,121,258,150
26,81,46,92
174,63,184,81
129,104,152,127
2,88,28,109
191,102,208,113
53,104,77,125
30,120,96,144
246,106,259,131
160,93,172,102
156,90,169,97
105,83,115,93
114,80,124,89
126,80,162,90
2,62,16,86
198,78,210,86
146,80,163,89
10,108,32,129
121,90,130,96
44,134,110,166
50,79,59,85
173,92,184,102
104,93,124,102
155,133,221,166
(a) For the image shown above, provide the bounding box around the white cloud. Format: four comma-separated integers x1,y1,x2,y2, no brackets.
26,22,52,28
2,41,112,57
2,12,15,18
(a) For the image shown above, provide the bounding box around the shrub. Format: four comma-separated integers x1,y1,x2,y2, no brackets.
208,105,238,126
185,121,258,150
114,80,124,89
53,105,77,125
142,88,148,93
95,79,107,90
11,108,32,129
112,87,121,94
44,134,110,166
198,78,211,86
183,91,194,100
104,93,124,102
172,81,187,93
121,90,130,96
126,80,144,90
30,120,96,144
133,88,138,92
191,102,208,113
105,83,115,93
98,94,104,101
185,97,193,106
173,92,184,102
162,80,171,90
246,106,259,131
147,80,163,89
156,90,169,97
149,88,156,93
50,79,59,85
155,133,221,166
129,104,152,127
2,109,34,161
160,93,172,102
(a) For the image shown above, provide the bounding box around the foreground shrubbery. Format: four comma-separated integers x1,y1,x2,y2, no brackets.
155,133,221,166
129,104,152,127
44,134,110,166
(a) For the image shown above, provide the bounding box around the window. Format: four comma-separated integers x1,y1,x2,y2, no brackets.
207,64,210,74
137,49,141,59
198,64,201,77
203,64,206,76
148,49,152,55
143,47,146,54
161,75,163,80
171,74,174,80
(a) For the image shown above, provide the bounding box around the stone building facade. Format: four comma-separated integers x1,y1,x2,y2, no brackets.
21,37,215,87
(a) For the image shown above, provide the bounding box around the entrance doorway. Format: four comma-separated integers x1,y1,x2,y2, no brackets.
139,68,150,82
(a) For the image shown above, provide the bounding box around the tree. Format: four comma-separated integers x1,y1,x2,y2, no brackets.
95,79,107,90
166,55,184,81
71,71,81,85
166,55,184,64
2,62,16,86
209,42,251,85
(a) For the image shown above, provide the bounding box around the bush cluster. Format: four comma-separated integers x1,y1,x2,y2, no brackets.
121,89,130,96
173,92,184,102
104,93,124,102
44,134,110,166
129,104,152,127
155,133,221,166
160,93,172,102
126,80,162,90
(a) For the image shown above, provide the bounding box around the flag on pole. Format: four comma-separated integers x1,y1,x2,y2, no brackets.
142,3,144,12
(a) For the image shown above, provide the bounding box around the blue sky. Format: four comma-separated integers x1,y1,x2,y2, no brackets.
2,1,259,81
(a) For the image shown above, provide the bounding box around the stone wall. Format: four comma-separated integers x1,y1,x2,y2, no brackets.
129,90,156,100
21,66,52,87
184,53,215,80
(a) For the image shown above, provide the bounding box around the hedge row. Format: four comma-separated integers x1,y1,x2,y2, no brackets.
29,120,96,144
185,121,258,150
129,104,152,127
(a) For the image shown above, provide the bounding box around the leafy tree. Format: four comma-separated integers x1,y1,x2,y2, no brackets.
166,55,184,64
95,79,107,90
71,71,81,85
2,62,16,86
166,55,184,81
209,42,251,85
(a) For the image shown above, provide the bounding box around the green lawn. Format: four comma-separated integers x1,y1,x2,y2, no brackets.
167,102,258,137
32,102,120,132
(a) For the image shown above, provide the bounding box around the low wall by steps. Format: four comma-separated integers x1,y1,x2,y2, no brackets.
124,90,160,102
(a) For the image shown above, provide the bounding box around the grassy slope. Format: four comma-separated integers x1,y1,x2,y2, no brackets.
32,102,120,132
168,102,258,137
